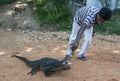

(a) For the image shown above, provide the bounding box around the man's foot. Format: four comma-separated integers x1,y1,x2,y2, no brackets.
64,55,72,65
78,56,88,61
64,55,71,60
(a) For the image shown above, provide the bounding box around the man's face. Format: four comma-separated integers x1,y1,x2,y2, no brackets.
96,14,106,25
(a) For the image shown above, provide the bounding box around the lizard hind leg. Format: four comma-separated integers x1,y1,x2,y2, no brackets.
28,67,39,76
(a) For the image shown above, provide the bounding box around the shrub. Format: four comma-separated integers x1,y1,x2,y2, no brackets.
0,0,17,5
95,15,120,35
34,0,120,35
34,0,72,31
112,8,120,15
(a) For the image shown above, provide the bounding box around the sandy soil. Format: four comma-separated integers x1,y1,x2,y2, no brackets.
0,1,120,81
0,29,120,81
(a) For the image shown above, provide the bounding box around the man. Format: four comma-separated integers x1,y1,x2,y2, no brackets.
64,6,112,61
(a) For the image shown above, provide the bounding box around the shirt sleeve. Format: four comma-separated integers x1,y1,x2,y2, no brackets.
83,15,93,27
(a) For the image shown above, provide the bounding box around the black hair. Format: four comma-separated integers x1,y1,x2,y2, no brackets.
98,7,112,20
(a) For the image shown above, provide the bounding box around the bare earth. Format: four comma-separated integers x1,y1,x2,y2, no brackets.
0,1,120,81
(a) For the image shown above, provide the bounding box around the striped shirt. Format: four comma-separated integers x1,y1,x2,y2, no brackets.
74,6,99,28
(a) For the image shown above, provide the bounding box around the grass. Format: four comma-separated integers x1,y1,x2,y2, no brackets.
29,0,120,35
0,0,17,5
95,14,120,35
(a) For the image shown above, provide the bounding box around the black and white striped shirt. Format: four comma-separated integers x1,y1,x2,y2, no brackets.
74,6,99,28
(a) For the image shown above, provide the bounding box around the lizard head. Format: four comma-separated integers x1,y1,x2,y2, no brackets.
61,59,71,70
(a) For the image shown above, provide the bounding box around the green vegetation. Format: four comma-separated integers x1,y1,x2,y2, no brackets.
1,0,120,35
34,0,72,31
34,0,120,35
0,0,16,5
95,8,120,35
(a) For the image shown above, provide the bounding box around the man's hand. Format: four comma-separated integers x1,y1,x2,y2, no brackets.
71,45,77,51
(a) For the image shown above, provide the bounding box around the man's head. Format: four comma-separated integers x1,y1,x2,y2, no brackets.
96,7,112,25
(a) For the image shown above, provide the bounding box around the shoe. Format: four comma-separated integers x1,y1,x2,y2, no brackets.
64,55,70,60
78,56,88,61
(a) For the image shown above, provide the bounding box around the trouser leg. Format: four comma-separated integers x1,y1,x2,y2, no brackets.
66,20,81,56
78,27,93,57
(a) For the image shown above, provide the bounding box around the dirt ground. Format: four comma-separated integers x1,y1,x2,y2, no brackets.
0,29,120,81
0,1,120,81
